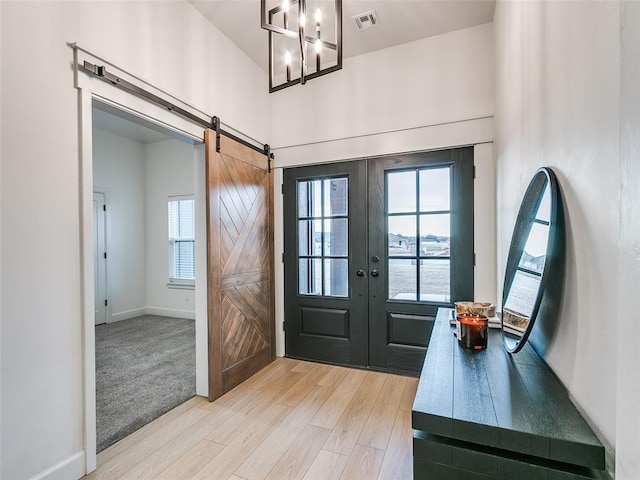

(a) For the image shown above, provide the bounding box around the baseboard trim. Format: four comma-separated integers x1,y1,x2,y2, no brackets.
107,307,196,323
146,307,195,320
110,307,147,323
30,451,86,480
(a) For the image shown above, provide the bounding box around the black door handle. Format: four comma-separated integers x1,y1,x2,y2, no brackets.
370,269,379,277
356,269,365,277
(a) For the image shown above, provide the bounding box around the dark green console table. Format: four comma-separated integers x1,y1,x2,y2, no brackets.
412,308,607,479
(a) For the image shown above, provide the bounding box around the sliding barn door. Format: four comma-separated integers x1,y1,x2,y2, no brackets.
205,130,275,401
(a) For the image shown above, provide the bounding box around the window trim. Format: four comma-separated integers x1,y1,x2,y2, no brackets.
168,194,195,288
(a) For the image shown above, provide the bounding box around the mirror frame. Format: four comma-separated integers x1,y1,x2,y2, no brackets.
502,167,560,353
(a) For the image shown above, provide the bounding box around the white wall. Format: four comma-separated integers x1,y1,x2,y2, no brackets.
145,138,196,319
93,130,198,321
269,23,494,152
270,23,496,356
617,2,640,478
494,1,621,475
0,1,268,478
270,23,494,168
0,2,3,473
93,128,147,321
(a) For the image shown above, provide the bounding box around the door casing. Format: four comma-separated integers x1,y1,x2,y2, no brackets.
79,83,206,472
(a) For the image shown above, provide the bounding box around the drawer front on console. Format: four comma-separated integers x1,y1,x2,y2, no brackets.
414,459,493,480
413,433,606,480
414,458,602,480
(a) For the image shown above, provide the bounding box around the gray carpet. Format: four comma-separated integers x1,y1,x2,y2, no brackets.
95,315,195,452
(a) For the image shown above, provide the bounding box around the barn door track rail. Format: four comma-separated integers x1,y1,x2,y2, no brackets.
80,60,273,171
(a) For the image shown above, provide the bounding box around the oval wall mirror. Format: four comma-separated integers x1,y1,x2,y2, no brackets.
502,167,560,353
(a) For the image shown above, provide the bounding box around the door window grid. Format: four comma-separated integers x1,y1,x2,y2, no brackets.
297,177,349,297
387,166,452,303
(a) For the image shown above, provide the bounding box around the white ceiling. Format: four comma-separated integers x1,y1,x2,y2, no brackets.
188,0,495,72
93,107,172,144
92,101,199,146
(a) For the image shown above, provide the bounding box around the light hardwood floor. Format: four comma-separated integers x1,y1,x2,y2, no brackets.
84,358,418,480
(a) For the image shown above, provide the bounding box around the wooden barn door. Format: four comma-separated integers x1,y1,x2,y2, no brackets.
205,129,275,401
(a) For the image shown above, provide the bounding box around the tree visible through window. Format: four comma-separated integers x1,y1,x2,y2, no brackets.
168,197,195,286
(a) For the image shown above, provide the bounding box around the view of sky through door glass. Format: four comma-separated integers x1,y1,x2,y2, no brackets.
388,171,417,213
387,167,451,302
297,177,349,297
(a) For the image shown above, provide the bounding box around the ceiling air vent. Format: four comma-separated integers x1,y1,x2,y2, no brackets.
351,10,379,31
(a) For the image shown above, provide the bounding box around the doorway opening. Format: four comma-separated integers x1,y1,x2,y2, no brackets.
92,102,202,451
93,191,108,325
283,148,474,375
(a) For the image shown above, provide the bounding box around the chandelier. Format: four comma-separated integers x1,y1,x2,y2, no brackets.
261,0,342,92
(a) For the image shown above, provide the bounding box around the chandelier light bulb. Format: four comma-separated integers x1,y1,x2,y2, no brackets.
260,0,342,91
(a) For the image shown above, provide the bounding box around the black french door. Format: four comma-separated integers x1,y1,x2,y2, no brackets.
283,148,474,375
283,161,368,366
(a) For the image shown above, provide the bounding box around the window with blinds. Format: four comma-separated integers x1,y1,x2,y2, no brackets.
168,196,195,286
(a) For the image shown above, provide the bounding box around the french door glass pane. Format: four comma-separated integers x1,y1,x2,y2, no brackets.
419,168,450,211
388,215,417,257
419,259,450,302
419,214,451,256
298,220,323,256
324,259,348,297
298,179,322,218
386,166,454,303
297,176,349,297
299,258,322,295
324,177,348,216
325,219,348,256
387,171,416,213
388,259,417,301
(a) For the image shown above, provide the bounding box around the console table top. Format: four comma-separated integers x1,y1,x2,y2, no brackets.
412,308,604,470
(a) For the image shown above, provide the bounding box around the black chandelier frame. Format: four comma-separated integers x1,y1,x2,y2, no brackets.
261,0,343,93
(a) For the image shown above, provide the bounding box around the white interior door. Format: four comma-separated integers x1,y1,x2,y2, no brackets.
94,192,107,325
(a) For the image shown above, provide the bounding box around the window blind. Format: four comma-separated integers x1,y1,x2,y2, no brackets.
168,198,195,282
